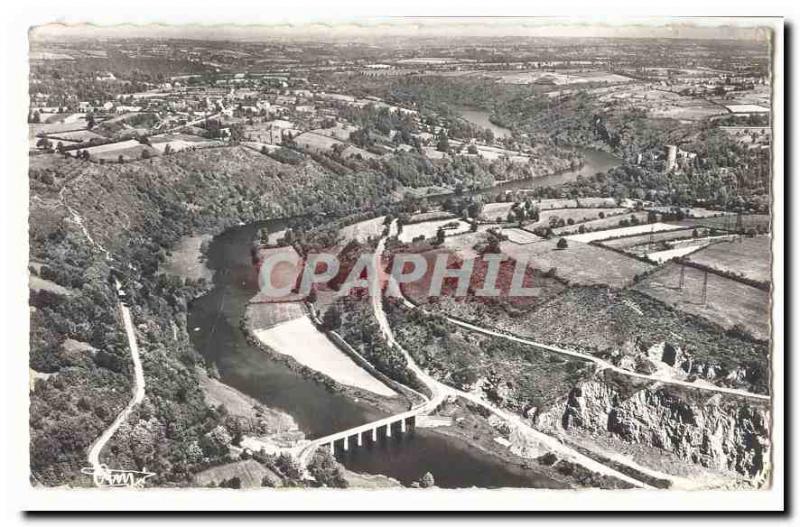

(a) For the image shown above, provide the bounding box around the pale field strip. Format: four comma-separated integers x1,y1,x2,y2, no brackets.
600,227,700,250
645,206,731,219
338,216,386,243
253,316,397,397
47,130,106,143
553,211,651,236
30,121,88,137
503,227,543,245
496,70,633,86
397,219,472,243
564,222,684,243
29,275,73,296
646,244,709,264
149,134,223,153
576,197,619,208
81,139,142,155
408,211,456,223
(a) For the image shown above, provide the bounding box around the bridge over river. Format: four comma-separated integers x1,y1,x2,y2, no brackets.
295,394,445,465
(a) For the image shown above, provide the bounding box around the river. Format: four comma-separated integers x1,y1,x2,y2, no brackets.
455,107,621,195
188,221,563,488
457,107,513,140
186,108,621,488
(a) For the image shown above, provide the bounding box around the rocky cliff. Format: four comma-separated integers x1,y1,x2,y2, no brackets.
536,372,770,482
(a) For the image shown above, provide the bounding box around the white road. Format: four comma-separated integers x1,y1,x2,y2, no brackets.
371,222,652,488
445,317,770,402
59,177,147,479
86,287,146,475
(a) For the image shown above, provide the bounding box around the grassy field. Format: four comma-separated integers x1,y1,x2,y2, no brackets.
441,231,488,259
524,207,629,231
481,202,516,222
339,216,386,243
554,212,656,238
633,262,770,341
397,219,471,243
563,222,683,243
600,228,704,251
500,238,653,288
149,133,223,153
79,139,160,162
194,459,281,488
46,130,106,143
682,214,771,233
199,373,299,434
686,236,772,283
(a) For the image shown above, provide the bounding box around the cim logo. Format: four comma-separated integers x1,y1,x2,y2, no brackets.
81,465,155,488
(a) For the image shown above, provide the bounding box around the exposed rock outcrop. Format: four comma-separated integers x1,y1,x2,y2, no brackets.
537,375,770,480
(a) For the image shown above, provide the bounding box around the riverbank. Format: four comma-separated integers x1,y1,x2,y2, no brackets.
241,316,408,418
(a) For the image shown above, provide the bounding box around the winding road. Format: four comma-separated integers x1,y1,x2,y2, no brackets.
86,294,146,475
371,222,652,488
59,178,147,480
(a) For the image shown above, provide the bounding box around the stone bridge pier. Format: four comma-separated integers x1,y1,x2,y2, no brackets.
327,415,415,455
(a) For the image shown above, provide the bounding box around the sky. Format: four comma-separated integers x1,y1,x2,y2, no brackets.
30,18,773,43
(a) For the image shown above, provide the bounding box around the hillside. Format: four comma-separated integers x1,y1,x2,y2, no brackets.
28,146,416,486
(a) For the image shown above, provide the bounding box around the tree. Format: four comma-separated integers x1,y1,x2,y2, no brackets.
163,144,172,155
557,238,568,250
141,149,151,160
36,137,52,151
436,131,450,153
322,306,341,331
435,227,446,245
308,449,348,488
221,476,242,489
118,154,125,164
418,472,435,488
274,452,303,482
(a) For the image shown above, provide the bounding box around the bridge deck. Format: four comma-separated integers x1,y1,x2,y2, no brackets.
308,408,420,447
